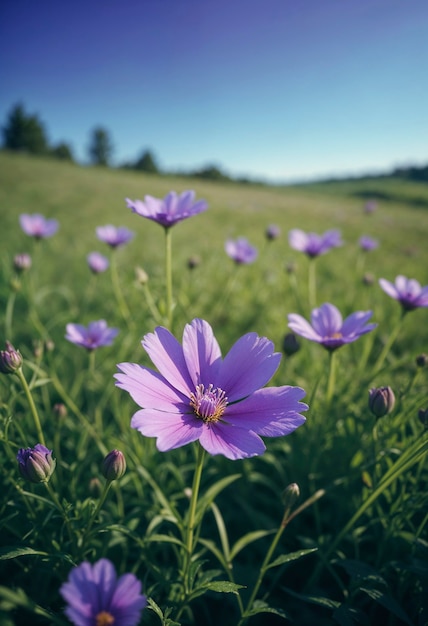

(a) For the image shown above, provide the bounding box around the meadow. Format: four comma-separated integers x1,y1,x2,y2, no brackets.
0,151,427,625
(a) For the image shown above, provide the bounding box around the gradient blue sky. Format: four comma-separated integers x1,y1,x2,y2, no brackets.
1,0,427,182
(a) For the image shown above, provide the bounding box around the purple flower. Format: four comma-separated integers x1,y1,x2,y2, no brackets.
17,444,56,483
126,190,208,228
19,213,59,239
225,237,258,264
265,224,281,241
364,200,378,214
87,251,109,273
288,303,377,351
65,320,119,351
13,253,32,272
115,319,307,460
288,229,342,258
359,236,379,251
96,225,135,248
0,341,23,374
60,558,146,626
379,275,428,312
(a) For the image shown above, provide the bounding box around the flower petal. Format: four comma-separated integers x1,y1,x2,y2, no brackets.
199,422,266,459
311,303,342,336
115,363,187,409
341,310,374,337
142,326,193,396
131,409,202,451
379,278,398,299
216,333,280,401
182,319,222,388
288,313,321,342
224,386,307,436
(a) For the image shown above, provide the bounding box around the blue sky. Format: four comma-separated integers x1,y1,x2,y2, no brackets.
1,0,427,182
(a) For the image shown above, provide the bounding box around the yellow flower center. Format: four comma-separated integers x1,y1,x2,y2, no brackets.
96,611,115,626
189,384,228,423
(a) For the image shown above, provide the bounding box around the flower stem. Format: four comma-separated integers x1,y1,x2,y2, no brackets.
373,310,405,374
110,251,133,328
44,481,74,546
15,367,46,447
164,226,173,329
308,259,316,311
5,291,17,341
326,350,337,407
79,480,113,555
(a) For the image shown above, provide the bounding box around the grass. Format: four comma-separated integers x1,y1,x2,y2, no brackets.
0,151,427,626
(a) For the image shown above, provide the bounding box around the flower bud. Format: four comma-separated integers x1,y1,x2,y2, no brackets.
17,444,56,483
265,224,281,241
368,386,395,419
101,449,126,481
135,266,149,285
282,332,300,356
285,261,297,275
363,272,375,286
416,354,428,368
187,255,201,270
282,482,300,510
13,253,32,273
418,408,428,429
0,341,23,374
53,403,67,419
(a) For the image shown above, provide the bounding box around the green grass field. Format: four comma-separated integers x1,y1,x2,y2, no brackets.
0,151,427,625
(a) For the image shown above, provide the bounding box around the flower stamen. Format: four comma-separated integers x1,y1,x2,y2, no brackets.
190,384,228,423
96,611,115,626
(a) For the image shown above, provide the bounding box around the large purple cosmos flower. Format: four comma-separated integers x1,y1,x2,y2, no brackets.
126,190,208,228
288,228,342,258
288,303,377,351
19,213,59,239
87,251,109,273
225,237,258,264
65,320,119,351
115,319,307,460
379,275,428,311
60,558,147,626
96,225,135,248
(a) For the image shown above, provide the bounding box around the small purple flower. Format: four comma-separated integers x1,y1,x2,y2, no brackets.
19,213,59,239
0,341,23,374
265,224,281,241
96,225,135,248
126,190,208,228
65,320,119,351
115,318,307,460
17,444,56,483
359,236,379,251
87,251,109,273
379,275,428,312
13,253,32,272
60,558,146,626
288,229,342,258
225,237,258,264
288,303,377,351
364,200,378,214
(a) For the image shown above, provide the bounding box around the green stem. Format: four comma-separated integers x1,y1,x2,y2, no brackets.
88,350,96,376
308,259,316,311
44,481,74,545
80,480,113,554
373,311,406,374
164,226,173,329
110,251,133,328
326,350,337,407
5,291,17,341
15,368,46,446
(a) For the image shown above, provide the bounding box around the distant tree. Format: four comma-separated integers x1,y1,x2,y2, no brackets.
51,142,74,161
134,149,159,174
2,103,48,154
88,126,113,166
193,164,230,182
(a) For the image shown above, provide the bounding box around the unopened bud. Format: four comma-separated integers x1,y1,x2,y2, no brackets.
368,386,395,419
285,261,297,275
53,403,67,419
135,266,149,285
416,354,428,368
89,477,102,497
418,408,428,429
13,253,32,273
101,449,126,481
187,255,201,270
363,272,375,286
282,483,300,510
265,224,281,241
0,341,23,374
17,444,56,483
282,332,300,356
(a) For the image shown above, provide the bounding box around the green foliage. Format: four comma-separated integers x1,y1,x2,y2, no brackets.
2,103,48,155
0,152,427,625
134,149,160,174
50,142,74,162
88,126,114,166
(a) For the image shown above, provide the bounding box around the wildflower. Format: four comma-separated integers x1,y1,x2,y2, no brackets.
359,236,379,251
368,386,395,418
13,253,32,272
96,225,135,248
265,224,281,241
87,251,109,273
0,341,23,374
19,213,59,239
288,303,377,351
115,318,307,460
126,190,208,228
288,228,342,258
378,275,428,311
102,450,126,481
225,237,258,264
17,444,56,483
60,558,146,626
65,320,119,351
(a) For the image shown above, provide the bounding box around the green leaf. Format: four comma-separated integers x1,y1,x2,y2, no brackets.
229,529,273,561
144,534,185,548
283,587,341,609
359,587,413,625
246,600,289,619
266,548,318,570
195,474,241,522
0,546,48,560
202,580,245,594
